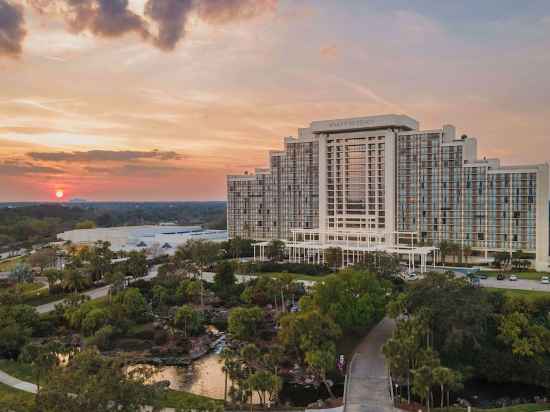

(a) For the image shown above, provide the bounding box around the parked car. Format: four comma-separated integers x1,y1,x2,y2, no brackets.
509,274,518,281
496,273,505,280
406,273,418,281
479,273,488,280
541,276,550,285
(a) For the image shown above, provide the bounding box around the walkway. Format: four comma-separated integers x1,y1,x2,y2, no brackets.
35,265,160,314
345,317,396,412
0,370,37,394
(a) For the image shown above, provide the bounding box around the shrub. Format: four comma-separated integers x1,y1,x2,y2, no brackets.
89,325,115,350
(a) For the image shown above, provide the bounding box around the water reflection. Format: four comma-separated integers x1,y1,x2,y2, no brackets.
181,354,227,399
131,354,262,403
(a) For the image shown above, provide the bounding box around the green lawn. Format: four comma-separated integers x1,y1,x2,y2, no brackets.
255,271,333,282
479,271,550,281
0,383,35,411
488,288,550,301
0,257,24,272
160,389,223,409
0,360,221,410
0,360,35,383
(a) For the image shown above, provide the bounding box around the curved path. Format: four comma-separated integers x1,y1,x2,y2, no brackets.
345,317,396,412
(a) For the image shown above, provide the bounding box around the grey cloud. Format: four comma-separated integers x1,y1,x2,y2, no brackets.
31,0,149,39
144,0,193,51
0,160,65,175
27,149,182,162
0,0,26,58
85,163,184,176
27,0,277,52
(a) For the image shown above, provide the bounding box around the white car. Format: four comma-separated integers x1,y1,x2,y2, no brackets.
509,275,518,281
407,273,418,281
541,276,550,285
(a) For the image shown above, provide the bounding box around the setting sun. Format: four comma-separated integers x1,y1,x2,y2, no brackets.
55,190,64,199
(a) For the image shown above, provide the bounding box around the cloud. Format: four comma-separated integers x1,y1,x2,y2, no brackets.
27,149,182,162
30,0,149,39
0,0,26,58
144,0,193,51
320,44,338,58
85,163,184,176
0,160,65,175
196,0,277,25
26,0,278,53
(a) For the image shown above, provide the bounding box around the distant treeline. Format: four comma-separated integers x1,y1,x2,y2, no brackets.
0,202,227,252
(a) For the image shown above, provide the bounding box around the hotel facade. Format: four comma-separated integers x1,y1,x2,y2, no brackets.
227,115,550,271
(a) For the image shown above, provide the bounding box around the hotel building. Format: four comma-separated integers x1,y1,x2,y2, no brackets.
227,115,550,271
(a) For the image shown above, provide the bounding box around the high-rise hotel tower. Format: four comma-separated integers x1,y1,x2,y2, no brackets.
227,115,549,271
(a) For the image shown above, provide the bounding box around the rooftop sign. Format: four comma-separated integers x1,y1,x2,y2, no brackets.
310,114,419,133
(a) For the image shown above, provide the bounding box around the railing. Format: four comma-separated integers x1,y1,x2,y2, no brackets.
342,353,357,412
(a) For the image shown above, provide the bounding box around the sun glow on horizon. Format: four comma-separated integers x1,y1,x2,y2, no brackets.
55,190,64,199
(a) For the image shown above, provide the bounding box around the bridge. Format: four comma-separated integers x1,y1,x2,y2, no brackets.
344,318,396,412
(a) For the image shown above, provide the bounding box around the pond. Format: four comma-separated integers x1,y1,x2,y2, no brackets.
460,379,549,408
130,353,343,406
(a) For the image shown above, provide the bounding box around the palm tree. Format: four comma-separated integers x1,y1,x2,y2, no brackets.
438,241,452,265
324,247,342,271
62,269,87,293
462,245,473,264
433,366,454,409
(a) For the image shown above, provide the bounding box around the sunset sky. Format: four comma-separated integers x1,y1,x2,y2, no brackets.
1,0,550,201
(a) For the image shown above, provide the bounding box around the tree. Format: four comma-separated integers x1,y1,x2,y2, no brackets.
75,220,96,229
438,241,452,265
21,341,64,391
304,270,386,334
362,252,401,278
175,305,203,337
462,245,473,264
446,242,461,264
177,279,202,304
324,247,342,271
412,365,434,412
278,310,341,362
175,239,221,306
28,248,57,273
35,348,162,412
9,262,33,283
152,284,170,308
224,237,254,259
246,370,282,407
62,268,89,293
241,276,278,307
124,251,148,278
497,311,549,358
44,268,64,293
266,239,285,262
228,306,264,341
87,241,114,282
432,366,454,409
113,288,149,324
0,304,39,358
81,308,109,336
214,260,237,294
305,342,337,399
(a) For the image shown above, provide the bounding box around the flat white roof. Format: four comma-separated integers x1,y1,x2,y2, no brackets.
310,114,419,133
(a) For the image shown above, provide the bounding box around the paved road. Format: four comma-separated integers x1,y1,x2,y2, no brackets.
345,317,396,412
34,266,161,314
479,277,550,292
